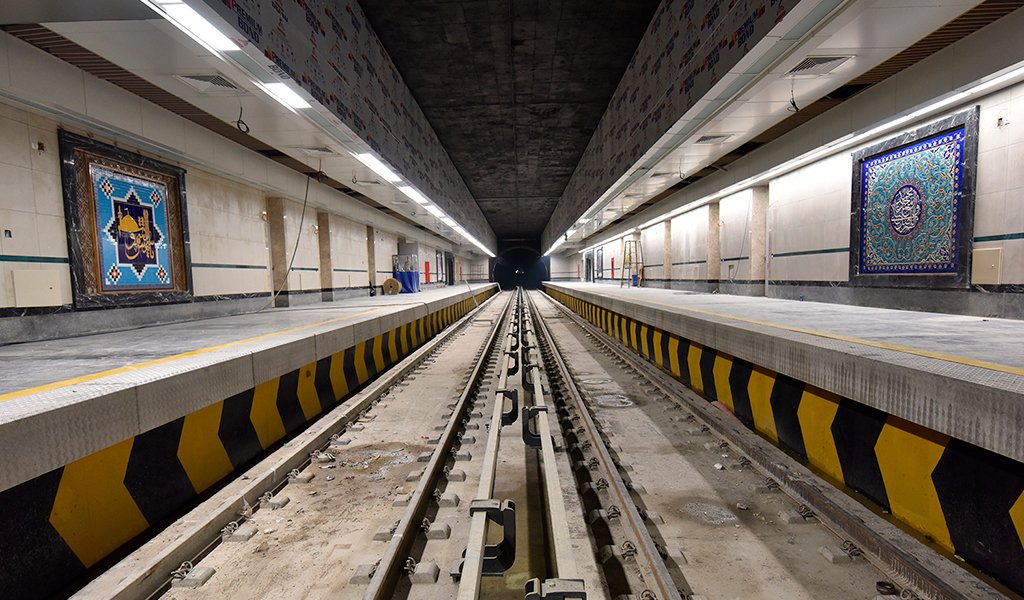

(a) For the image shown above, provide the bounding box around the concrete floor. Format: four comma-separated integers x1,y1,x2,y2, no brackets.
557,283,1024,370
0,284,492,397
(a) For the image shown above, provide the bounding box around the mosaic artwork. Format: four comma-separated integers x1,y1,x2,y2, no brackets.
59,131,192,307
857,127,966,275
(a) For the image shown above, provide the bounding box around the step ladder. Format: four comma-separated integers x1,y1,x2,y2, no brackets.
619,239,644,287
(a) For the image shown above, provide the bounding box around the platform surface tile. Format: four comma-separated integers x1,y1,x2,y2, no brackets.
553,283,1024,369
0,284,492,397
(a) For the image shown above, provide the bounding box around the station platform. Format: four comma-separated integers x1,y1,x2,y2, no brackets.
544,282,1024,593
0,283,498,597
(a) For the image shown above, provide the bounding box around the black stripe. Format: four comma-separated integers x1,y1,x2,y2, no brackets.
343,346,360,395
275,370,306,433
365,339,379,380
675,337,692,384
219,387,263,467
768,374,807,459
699,347,718,401
314,356,335,410
0,468,85,600
728,358,755,429
831,399,890,510
645,325,656,362
124,418,196,523
933,439,1024,596
659,327,671,369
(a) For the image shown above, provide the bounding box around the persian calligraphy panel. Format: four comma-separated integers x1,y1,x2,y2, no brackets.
849,108,979,289
59,131,192,307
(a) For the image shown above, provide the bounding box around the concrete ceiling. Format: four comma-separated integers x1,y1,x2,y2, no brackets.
358,0,660,240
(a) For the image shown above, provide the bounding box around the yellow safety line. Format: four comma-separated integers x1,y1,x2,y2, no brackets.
0,307,390,403
607,295,1024,377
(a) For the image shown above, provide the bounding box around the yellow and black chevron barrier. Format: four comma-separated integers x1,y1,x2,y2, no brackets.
545,286,1024,597
0,289,496,600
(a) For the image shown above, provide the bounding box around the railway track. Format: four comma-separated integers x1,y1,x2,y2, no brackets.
74,287,996,600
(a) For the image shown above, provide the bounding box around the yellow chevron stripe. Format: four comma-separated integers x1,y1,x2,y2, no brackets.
712,353,735,411
296,361,321,420
250,378,285,448
49,439,149,567
875,416,954,552
354,341,370,384
796,387,844,485
329,349,349,400
687,343,704,393
178,400,234,493
747,367,778,443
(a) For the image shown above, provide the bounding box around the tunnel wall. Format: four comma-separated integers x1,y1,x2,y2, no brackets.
0,286,497,600
545,284,1024,596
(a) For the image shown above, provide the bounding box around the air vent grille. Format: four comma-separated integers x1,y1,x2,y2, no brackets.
694,134,732,145
174,73,242,94
787,55,851,76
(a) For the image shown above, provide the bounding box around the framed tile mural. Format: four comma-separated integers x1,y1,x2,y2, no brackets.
849,107,979,289
59,131,192,308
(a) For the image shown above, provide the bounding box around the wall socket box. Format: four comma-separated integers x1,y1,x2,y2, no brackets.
971,248,1002,285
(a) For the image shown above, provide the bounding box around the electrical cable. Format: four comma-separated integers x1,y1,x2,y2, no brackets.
259,160,318,312
235,104,250,134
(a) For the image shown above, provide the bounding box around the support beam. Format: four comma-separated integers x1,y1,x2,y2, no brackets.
707,203,721,283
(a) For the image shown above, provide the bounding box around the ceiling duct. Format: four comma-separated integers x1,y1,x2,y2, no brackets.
694,134,733,144
786,55,851,77
173,73,243,95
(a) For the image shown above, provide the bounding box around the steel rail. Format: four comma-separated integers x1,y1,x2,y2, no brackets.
457,288,524,600
541,290,1004,600
527,290,685,600
519,296,579,580
364,290,515,599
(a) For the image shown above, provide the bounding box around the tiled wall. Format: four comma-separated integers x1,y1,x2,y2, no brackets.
767,154,851,282
279,198,321,292
374,230,398,285
550,253,578,280
670,207,708,280
640,225,665,279
719,190,753,281
973,82,1024,283
329,214,368,289
187,170,272,297
0,103,70,308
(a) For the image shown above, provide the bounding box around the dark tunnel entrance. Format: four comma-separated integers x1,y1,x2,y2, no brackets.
492,241,549,289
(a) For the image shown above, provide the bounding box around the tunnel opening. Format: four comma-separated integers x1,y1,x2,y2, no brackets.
492,241,549,290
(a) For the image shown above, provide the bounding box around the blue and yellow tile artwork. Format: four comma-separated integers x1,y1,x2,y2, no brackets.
858,127,966,275
90,164,174,291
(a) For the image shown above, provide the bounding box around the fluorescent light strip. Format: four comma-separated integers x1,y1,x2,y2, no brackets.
260,82,310,109
142,0,238,52
355,153,401,183
573,62,1024,251
425,204,445,218
398,185,429,204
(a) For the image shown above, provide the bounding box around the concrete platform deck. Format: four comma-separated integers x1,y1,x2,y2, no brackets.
544,283,1024,463
0,284,497,492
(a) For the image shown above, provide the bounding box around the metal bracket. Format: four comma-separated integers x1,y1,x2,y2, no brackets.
505,350,520,376
497,389,519,426
524,578,587,599
522,363,540,393
522,405,549,448
509,333,520,352
470,499,517,575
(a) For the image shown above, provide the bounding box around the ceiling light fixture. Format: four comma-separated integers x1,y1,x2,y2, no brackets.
261,82,310,109
425,204,445,218
354,153,401,183
398,185,429,204
141,0,239,52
